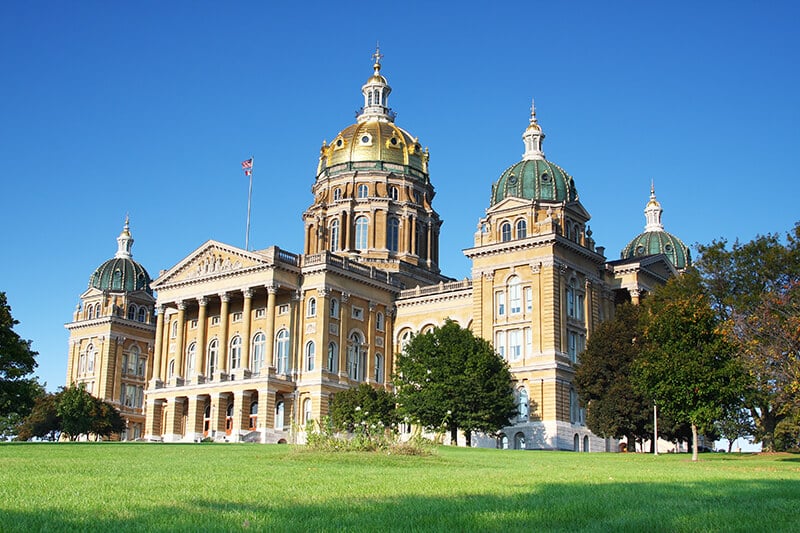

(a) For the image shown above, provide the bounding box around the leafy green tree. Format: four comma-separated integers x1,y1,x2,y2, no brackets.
329,383,397,433
0,292,42,436
715,407,756,453
394,319,516,446
695,223,800,450
17,391,61,441
89,398,126,440
57,384,99,440
633,270,746,461
574,303,652,448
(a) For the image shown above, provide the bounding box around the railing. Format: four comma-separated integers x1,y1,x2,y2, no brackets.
301,251,403,288
398,279,473,298
316,161,429,184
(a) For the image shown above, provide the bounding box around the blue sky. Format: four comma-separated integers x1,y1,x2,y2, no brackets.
1,1,798,394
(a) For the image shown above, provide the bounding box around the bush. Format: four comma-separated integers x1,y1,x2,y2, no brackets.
304,417,434,456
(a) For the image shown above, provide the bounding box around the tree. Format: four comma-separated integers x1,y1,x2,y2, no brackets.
394,320,516,446
715,407,756,453
57,384,108,441
695,223,800,450
16,392,61,441
574,303,652,448
633,270,746,461
329,383,397,434
0,292,41,436
89,398,126,440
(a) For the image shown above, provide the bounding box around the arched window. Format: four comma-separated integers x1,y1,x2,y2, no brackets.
387,217,400,252
514,432,526,450
516,219,527,239
375,354,384,383
330,298,339,318
329,220,339,252
251,332,265,373
186,342,196,377
347,331,365,381
276,329,290,374
367,92,372,105
303,398,313,425
583,435,589,452
137,307,146,323
501,222,512,242
305,341,315,371
500,434,509,450
171,321,178,338
415,222,427,259
207,339,219,377
113,270,122,290
399,329,413,351
275,400,285,429
229,335,242,369
566,278,576,318
333,188,342,201
249,400,258,430
87,304,94,320
168,358,175,379
327,342,338,373
307,297,317,317
518,388,529,421
376,312,385,332
508,276,521,314
357,184,369,198
127,305,136,320
86,344,96,374
389,186,398,200
128,345,139,375
355,216,369,250
573,433,580,452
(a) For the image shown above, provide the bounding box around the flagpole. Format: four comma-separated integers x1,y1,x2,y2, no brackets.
245,156,253,251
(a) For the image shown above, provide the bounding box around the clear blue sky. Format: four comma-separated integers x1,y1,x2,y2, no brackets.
2,1,798,393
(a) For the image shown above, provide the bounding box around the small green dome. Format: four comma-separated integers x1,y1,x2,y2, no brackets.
491,158,578,206
89,257,152,294
621,231,691,270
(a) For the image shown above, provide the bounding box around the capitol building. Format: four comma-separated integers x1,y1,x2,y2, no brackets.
65,51,689,450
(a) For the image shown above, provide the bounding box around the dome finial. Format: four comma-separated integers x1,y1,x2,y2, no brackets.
372,42,383,73
115,215,134,259
358,45,393,123
644,183,664,232
522,97,545,160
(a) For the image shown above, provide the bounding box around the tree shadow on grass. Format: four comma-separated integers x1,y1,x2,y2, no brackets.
4,478,800,532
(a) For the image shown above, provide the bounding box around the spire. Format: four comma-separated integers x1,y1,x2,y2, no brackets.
643,183,664,232
115,215,134,259
522,98,546,160
357,44,394,123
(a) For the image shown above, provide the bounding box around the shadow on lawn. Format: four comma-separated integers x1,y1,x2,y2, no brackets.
5,478,799,532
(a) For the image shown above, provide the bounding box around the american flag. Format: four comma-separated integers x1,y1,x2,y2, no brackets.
241,158,253,176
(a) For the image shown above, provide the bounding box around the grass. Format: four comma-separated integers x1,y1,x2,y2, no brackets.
0,444,798,532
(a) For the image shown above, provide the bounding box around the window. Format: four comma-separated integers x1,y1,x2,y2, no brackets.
495,330,506,359
278,304,289,315
387,217,399,252
230,336,242,369
128,346,139,375
508,329,522,361
207,339,219,376
347,332,365,381
168,359,175,379
190,319,198,329
399,330,413,351
171,321,178,338
186,342,196,376
524,327,532,357
233,312,243,322
330,220,339,251
516,219,527,239
570,389,584,425
415,222,427,259
251,332,265,373
508,276,521,314
127,305,136,320
518,388,529,420
501,222,512,242
87,304,94,320
211,316,220,326
525,287,533,313
413,190,421,204
137,353,145,377
327,342,338,373
496,291,505,317
376,312,384,332
577,294,585,322
389,186,398,200
305,341,315,371
276,330,290,374
249,401,258,430
87,344,96,374
122,354,128,375
566,280,576,318
351,306,364,320
375,354,384,383
137,307,146,323
303,398,313,424
330,298,339,318
79,354,87,375
275,401,285,430
333,188,342,201
357,184,369,198
255,308,265,319
515,432,526,450
355,216,368,250
307,297,317,317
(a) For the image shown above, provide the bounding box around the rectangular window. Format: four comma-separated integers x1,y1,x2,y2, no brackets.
568,331,578,363
567,287,575,318
121,354,128,375
351,306,364,320
278,304,289,315
190,319,198,329
255,308,265,319
496,291,505,317
509,285,521,314
495,330,506,359
577,294,585,321
525,287,533,313
211,316,220,326
508,329,522,361
232,312,243,322
524,327,532,357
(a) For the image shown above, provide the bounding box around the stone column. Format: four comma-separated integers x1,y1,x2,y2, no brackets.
175,302,186,379
241,288,253,373
426,222,433,265
151,305,165,384
259,388,276,436
163,397,185,442
584,280,593,339
366,302,376,383
210,392,228,438
232,390,252,440
409,214,416,256
339,293,350,378
218,293,230,372
630,288,641,305
144,398,164,441
318,288,330,373
185,395,206,441
195,297,208,380
264,285,277,372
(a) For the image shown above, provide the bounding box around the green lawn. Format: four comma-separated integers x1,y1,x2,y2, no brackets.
0,444,798,532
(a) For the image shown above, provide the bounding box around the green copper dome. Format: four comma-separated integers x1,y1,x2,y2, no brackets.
621,231,691,270
491,158,578,206
88,218,153,295
621,186,690,270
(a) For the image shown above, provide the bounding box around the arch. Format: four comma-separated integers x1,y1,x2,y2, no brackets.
329,219,340,251
251,332,266,373
508,275,522,314
307,297,317,317
127,304,136,320
376,311,385,331
514,432,526,450
86,343,96,374
398,328,413,351
137,306,146,323
583,435,590,452
357,184,369,199
499,434,509,450
330,298,339,318
275,329,290,374
305,341,315,371
327,341,338,373
355,216,369,250
186,342,196,376
573,433,580,452
249,397,258,430
347,331,365,381
303,397,313,425
86,304,94,320
500,222,512,242
518,387,529,421
167,358,175,379
516,219,527,239
275,400,285,430
229,335,242,370
420,324,436,335
225,402,234,435
207,338,219,376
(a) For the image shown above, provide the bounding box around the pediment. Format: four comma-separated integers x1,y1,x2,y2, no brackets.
486,196,531,215
152,240,270,288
